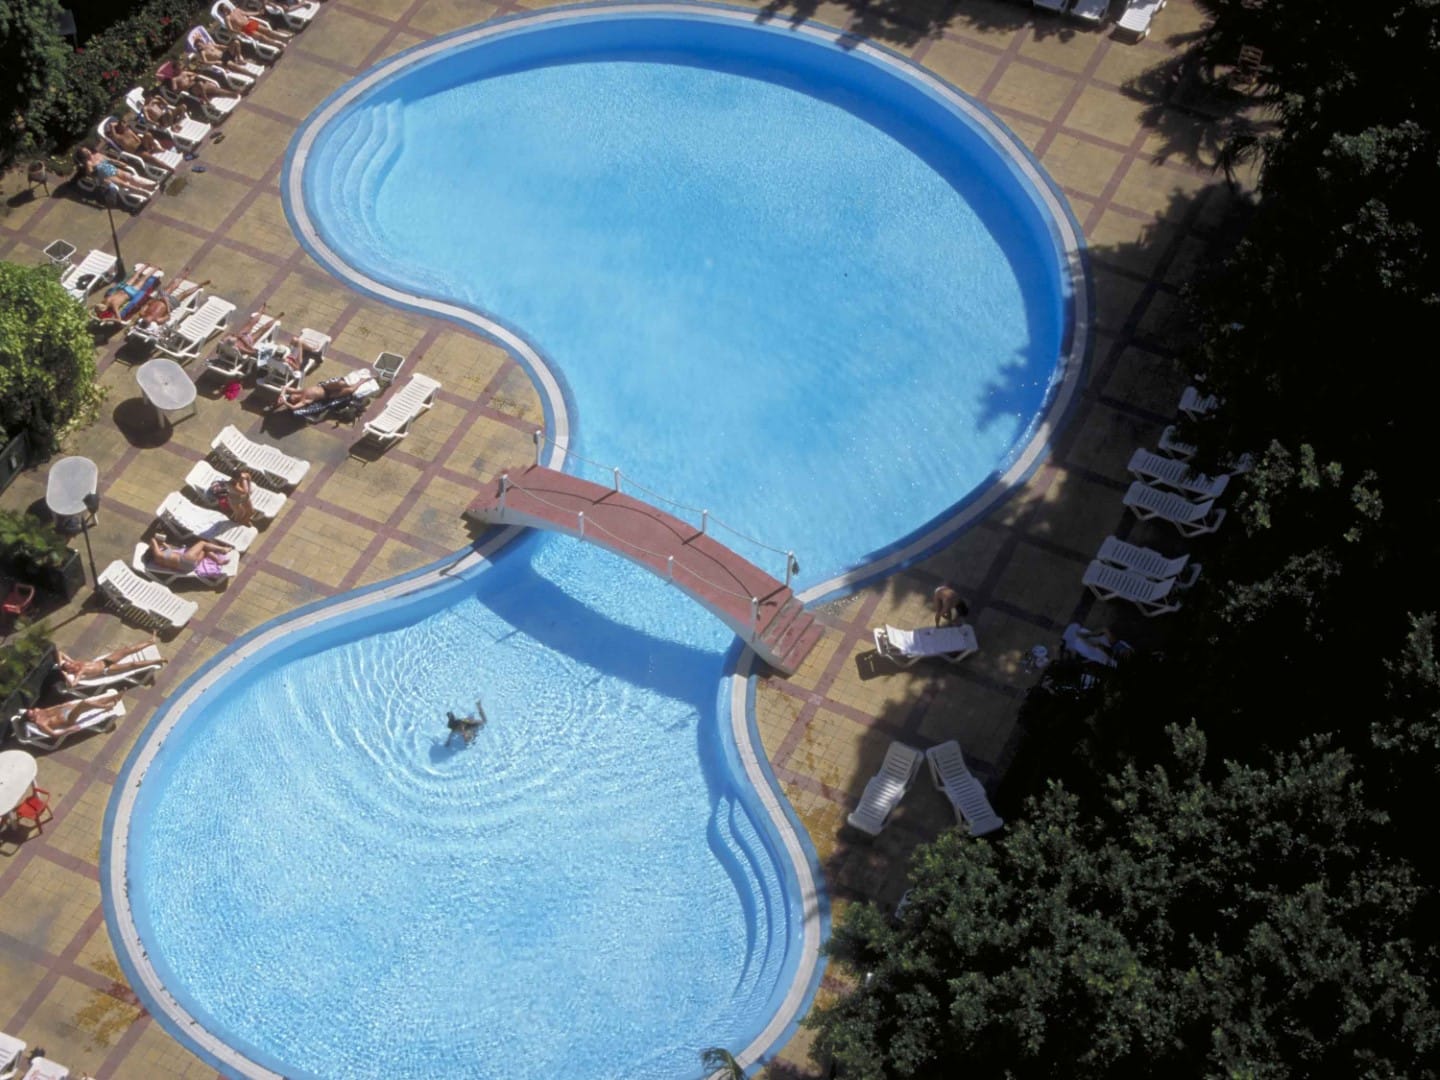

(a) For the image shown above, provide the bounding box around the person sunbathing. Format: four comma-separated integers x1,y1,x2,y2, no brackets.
92,269,162,321
225,4,291,47
148,534,233,580
24,691,124,738
107,116,174,173
57,640,164,686
76,146,157,195
218,305,284,357
163,61,223,103
190,26,251,73
132,278,210,331
139,95,191,132
207,469,257,526
269,375,365,413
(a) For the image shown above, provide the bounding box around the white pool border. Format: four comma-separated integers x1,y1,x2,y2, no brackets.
103,6,1090,1078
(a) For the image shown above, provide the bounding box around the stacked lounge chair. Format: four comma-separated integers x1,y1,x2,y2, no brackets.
211,424,311,488
97,561,199,630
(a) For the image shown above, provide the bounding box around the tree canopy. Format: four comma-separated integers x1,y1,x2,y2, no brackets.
0,260,100,448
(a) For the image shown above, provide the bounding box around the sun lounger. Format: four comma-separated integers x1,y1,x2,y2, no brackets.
295,372,381,423
185,460,287,521
211,1,286,60
156,295,237,362
262,0,319,30
19,1056,69,1080
123,87,213,151
1096,535,1198,584
60,249,118,300
211,424,311,489
1060,623,1125,668
925,741,1004,836
1177,384,1218,420
132,540,237,589
185,25,262,91
99,115,182,179
1157,424,1197,460
127,278,205,349
873,623,978,666
1117,0,1166,39
1128,448,1230,502
846,741,923,836
1122,481,1227,537
154,61,241,122
1083,560,1186,616
57,644,164,697
156,491,259,551
358,373,441,446
1032,0,1068,11
256,328,329,395
11,696,127,751
96,561,199,630
74,160,156,212
0,1032,26,1080
1068,0,1108,22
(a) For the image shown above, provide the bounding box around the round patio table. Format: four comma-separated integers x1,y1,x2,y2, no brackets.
136,357,198,427
44,455,98,531
0,749,38,817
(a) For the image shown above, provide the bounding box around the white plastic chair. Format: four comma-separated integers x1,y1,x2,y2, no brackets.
846,741,923,836
1082,560,1186,616
925,741,1004,836
1122,481,1227,537
96,561,199,630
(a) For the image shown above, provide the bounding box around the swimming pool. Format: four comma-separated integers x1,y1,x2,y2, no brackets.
106,7,1086,1079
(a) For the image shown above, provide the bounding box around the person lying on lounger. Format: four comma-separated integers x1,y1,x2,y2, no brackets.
269,374,366,413
92,268,162,321
23,691,124,737
217,304,284,358
107,116,175,173
75,146,158,195
132,277,210,331
190,26,252,73
139,95,192,133
225,3,291,47
57,640,164,686
147,534,234,581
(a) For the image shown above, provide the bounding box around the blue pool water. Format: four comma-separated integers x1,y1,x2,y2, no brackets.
119,11,1076,1080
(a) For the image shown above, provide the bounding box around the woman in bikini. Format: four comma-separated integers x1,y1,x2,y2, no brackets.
24,691,124,738
147,534,234,581
270,375,362,413
207,469,257,527
76,146,157,195
57,640,164,686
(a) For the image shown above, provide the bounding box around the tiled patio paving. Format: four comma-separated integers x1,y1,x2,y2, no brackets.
0,0,1251,1075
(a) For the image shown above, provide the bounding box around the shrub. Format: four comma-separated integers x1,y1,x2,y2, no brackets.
0,260,100,450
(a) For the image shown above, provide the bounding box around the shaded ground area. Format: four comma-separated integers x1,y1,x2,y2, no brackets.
0,0,1257,1075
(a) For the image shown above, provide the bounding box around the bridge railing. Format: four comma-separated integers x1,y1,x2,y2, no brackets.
499,470,785,640
529,429,801,587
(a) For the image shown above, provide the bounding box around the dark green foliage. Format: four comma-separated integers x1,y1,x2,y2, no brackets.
699,1047,747,1079
0,0,212,166
811,729,1439,1080
0,618,52,700
0,260,99,449
0,0,71,163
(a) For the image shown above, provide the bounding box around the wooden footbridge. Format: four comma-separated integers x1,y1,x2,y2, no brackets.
465,465,823,675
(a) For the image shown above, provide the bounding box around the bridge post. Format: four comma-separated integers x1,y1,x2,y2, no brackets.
577,511,585,538
666,555,674,582
499,472,509,511
613,467,621,492
750,596,759,639
785,550,797,587
533,428,543,466
701,509,709,535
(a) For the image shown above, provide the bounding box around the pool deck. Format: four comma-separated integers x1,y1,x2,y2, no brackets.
0,1,1255,1075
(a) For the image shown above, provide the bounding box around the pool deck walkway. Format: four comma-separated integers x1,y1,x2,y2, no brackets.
466,465,822,674
0,0,1258,1075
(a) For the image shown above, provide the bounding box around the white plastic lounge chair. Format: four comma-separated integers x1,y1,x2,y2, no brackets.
185,25,261,90
0,1032,26,1080
156,492,259,551
77,165,156,211
203,312,282,381
58,644,164,697
294,370,380,423
123,87,213,151
211,424,311,489
1157,424,1197,460
1122,481,1227,537
60,249,118,300
1128,448,1230,501
156,295,237,362
1177,383,1218,420
12,696,127,751
99,115,182,179
185,460,287,521
211,1,286,60
21,1058,70,1080
1032,0,1068,11
1096,535,1198,585
1061,623,1122,668
128,278,204,349
96,561,199,630
133,540,238,589
1083,560,1186,616
1117,0,1166,39
155,62,241,122
1069,0,1107,22
256,328,330,396
360,373,441,446
873,623,978,666
925,742,1004,836
261,0,320,30
846,741,923,836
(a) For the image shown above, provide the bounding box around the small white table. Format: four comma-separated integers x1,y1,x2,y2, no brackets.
0,749,39,817
45,455,98,531
136,357,198,427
